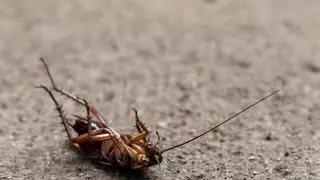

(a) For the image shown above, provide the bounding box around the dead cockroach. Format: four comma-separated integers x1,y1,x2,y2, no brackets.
37,57,279,169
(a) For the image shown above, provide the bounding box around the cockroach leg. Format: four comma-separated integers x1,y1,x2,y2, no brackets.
130,131,149,144
131,108,149,133
88,106,108,127
39,57,85,106
131,108,143,133
39,57,109,127
72,129,113,144
37,85,73,142
131,108,150,144
39,57,81,105
82,98,93,141
155,131,161,146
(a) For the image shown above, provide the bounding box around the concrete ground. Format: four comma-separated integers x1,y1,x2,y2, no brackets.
0,0,320,179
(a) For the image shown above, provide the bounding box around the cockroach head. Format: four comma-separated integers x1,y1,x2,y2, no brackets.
144,141,163,166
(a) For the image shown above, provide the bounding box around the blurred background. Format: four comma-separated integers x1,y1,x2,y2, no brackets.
0,0,319,179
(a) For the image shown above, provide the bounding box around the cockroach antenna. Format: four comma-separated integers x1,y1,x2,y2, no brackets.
161,90,279,153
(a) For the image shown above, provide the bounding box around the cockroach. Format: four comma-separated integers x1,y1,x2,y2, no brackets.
37,57,279,169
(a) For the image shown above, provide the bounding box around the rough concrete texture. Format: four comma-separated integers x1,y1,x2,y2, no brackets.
0,0,320,179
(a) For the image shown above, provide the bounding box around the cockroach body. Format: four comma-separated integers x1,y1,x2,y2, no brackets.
38,85,163,169
38,57,278,169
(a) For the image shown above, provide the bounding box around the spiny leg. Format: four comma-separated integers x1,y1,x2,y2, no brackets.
37,85,73,141
131,108,149,134
155,131,161,146
72,129,113,144
82,98,93,141
131,108,142,133
88,106,108,127
39,57,108,126
130,108,151,144
39,57,84,106
130,132,148,144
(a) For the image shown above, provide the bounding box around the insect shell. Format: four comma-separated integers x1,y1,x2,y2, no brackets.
38,57,279,169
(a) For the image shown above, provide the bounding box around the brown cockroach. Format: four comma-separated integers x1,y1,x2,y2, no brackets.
37,57,279,169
